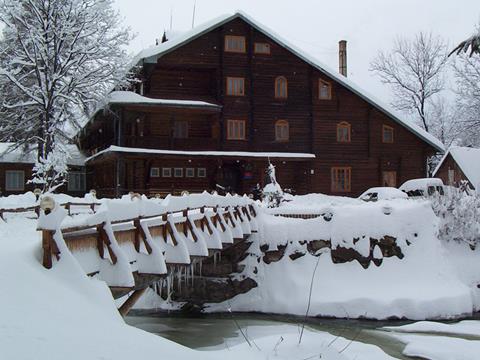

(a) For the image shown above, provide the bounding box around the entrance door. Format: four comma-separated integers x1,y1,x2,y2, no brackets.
382,171,397,187
222,165,241,194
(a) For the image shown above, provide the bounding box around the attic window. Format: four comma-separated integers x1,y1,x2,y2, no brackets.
225,35,246,53
382,125,394,143
319,79,332,100
254,42,270,54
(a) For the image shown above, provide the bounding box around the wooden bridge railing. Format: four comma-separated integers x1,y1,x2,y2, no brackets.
0,201,101,220
36,194,259,301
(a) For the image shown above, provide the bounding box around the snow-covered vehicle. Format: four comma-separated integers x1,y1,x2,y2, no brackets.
358,187,408,202
399,178,445,197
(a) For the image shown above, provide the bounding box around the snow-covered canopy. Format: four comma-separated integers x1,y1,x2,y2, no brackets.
105,91,221,110
132,11,444,153
0,143,85,166
86,145,315,163
433,146,480,189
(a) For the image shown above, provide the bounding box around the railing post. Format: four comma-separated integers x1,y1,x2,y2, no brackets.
41,230,60,269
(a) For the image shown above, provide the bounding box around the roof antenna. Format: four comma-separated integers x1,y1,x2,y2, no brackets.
191,0,196,28
169,6,173,30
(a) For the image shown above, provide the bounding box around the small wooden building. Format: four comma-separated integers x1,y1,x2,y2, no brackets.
0,143,86,196
433,146,480,190
78,11,444,198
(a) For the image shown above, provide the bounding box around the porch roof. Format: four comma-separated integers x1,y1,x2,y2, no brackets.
101,91,222,111
86,145,316,163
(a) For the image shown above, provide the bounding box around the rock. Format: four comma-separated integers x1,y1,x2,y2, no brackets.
289,251,306,260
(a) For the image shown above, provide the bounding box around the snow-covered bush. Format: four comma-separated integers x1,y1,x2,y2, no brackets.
432,186,480,247
29,143,69,192
262,163,284,208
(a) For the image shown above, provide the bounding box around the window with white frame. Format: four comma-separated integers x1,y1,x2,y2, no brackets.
174,168,184,177
67,172,86,192
150,167,160,177
197,168,207,178
162,168,172,177
5,170,25,191
186,168,195,178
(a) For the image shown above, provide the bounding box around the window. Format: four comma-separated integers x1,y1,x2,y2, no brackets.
382,125,394,143
331,167,351,192
275,120,289,141
254,42,270,54
275,76,288,99
226,77,245,96
173,121,188,139
337,122,351,142
162,168,172,177
197,168,207,178
5,170,24,191
448,169,455,185
186,168,195,178
319,79,332,100
225,35,246,53
174,168,183,178
67,172,86,192
227,119,246,140
150,167,160,177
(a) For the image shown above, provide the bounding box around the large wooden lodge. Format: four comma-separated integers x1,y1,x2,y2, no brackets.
77,11,444,198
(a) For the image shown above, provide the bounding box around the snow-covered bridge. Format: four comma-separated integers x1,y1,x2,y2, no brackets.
35,193,258,315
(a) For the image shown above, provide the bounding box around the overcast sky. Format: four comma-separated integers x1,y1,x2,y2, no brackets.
113,0,480,104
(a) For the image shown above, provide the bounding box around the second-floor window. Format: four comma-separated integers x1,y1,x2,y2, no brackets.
227,120,246,140
226,77,245,96
382,125,394,143
337,122,351,142
225,35,246,53
275,76,288,99
173,120,188,138
275,120,289,141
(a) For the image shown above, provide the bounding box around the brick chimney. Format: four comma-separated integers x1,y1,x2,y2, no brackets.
339,40,347,77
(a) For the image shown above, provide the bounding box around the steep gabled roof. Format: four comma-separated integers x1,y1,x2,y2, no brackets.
432,146,480,189
133,11,444,152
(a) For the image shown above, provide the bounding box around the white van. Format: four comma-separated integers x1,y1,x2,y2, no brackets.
399,178,445,197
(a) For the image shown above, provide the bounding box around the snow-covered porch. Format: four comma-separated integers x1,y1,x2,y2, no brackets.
85,146,315,197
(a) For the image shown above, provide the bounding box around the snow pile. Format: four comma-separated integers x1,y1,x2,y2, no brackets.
0,210,395,359
0,214,210,360
383,320,480,360
206,198,478,320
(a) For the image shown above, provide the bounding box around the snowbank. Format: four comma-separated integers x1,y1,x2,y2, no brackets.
0,212,394,359
204,199,479,320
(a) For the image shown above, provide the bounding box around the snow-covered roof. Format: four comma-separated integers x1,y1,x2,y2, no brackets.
433,146,480,189
86,145,315,163
133,11,444,152
0,143,86,166
105,91,221,110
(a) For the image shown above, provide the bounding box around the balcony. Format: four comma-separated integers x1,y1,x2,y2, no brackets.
124,135,219,151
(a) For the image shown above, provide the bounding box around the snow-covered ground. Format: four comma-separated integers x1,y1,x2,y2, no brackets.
142,195,480,321
0,192,398,360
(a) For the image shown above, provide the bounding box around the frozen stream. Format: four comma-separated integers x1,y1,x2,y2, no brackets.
126,312,471,359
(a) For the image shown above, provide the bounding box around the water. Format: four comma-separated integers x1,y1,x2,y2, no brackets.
126,312,419,359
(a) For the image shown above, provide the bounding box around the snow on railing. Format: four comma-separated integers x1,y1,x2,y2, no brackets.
36,192,259,293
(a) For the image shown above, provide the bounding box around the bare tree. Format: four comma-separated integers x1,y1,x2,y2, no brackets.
0,0,133,191
370,32,449,132
453,54,480,147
